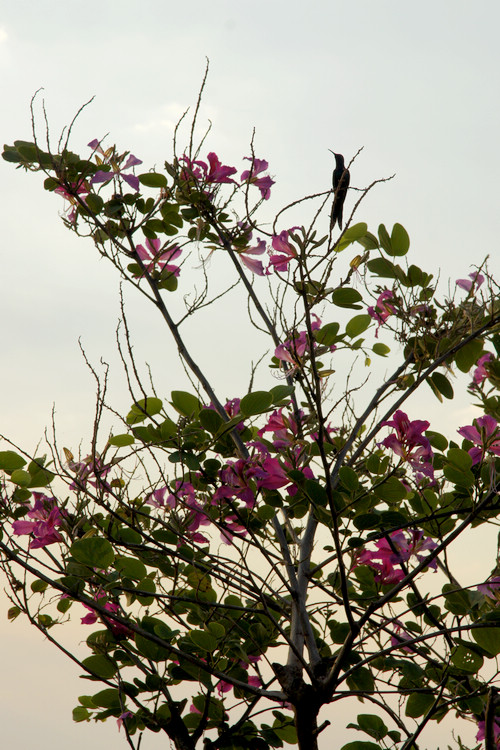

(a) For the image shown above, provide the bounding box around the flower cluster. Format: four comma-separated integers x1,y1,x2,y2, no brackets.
355,530,437,585
381,410,434,480
88,139,142,191
458,415,500,465
12,493,64,549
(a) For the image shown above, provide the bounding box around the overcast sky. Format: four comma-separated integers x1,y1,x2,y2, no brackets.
1,2,499,748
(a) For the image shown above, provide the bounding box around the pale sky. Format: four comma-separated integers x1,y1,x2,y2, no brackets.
1,1,499,748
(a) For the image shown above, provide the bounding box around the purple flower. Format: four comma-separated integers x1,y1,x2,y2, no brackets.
476,717,500,747
239,239,267,276
12,493,64,549
456,271,485,293
180,152,237,184
268,230,297,272
381,410,434,480
88,139,142,191
241,157,275,200
458,414,500,465
477,576,500,599
368,290,396,337
472,352,494,386
135,238,182,276
355,530,437,585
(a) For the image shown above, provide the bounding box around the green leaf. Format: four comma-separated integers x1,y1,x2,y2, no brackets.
472,626,500,656
90,688,122,709
356,713,388,740
190,629,218,652
108,434,135,447
72,706,91,723
114,556,147,581
70,538,115,569
314,322,341,346
455,339,484,373
304,479,328,506
366,257,397,278
199,408,225,434
126,397,163,424
7,605,21,621
346,315,371,339
372,342,390,356
378,224,392,253
332,288,364,309
450,644,483,673
138,172,168,188
0,451,26,473
240,391,273,416
446,447,473,471
336,222,368,252
10,469,31,487
430,372,454,400
405,692,435,718
338,466,359,492
346,666,375,694
442,584,473,615
341,742,380,750
82,655,118,679
390,223,410,256
85,193,104,214
170,390,201,418
270,384,294,403
373,476,407,504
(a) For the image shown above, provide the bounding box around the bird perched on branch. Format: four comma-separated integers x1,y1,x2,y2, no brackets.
329,151,350,230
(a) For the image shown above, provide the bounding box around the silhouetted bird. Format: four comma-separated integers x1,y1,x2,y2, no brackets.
329,151,350,230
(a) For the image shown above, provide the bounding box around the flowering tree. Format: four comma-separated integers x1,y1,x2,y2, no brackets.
2,90,500,750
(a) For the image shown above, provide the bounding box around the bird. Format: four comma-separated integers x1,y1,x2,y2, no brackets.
329,151,350,230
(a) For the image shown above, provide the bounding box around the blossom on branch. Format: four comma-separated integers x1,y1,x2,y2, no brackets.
472,352,494,386
268,230,298,272
367,289,395,337
12,493,64,549
381,410,434,480
456,271,485,293
458,414,500,465
240,157,275,200
135,238,183,276
88,139,142,192
180,152,237,184
239,238,267,276
355,530,437,585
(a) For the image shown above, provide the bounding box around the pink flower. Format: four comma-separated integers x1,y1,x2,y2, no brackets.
355,530,437,585
12,493,64,549
252,455,290,490
456,271,485,292
477,576,500,600
180,153,237,184
390,622,414,652
268,230,297,272
275,316,333,370
54,180,90,223
367,290,395,337
117,711,133,732
241,157,275,200
135,238,182,276
458,414,500,465
472,352,494,386
381,410,434,480
81,593,131,638
89,139,142,191
258,408,299,449
239,239,267,276
476,717,500,747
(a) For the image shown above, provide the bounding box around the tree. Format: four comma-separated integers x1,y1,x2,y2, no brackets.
2,87,500,750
